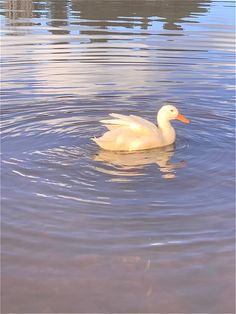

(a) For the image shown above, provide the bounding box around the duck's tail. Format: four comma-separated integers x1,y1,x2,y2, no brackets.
92,136,113,150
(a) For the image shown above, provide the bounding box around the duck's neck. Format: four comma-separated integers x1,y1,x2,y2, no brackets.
157,116,172,130
157,114,173,130
157,116,176,145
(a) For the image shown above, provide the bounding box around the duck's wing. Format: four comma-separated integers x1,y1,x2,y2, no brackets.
100,113,158,135
129,114,158,134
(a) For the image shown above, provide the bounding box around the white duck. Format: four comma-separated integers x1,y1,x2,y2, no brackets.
93,104,189,151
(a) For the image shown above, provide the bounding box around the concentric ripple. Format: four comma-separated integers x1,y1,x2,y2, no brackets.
1,0,235,313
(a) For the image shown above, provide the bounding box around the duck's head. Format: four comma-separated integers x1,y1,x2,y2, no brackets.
158,104,190,124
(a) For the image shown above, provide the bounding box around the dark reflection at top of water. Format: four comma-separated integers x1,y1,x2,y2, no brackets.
3,0,212,34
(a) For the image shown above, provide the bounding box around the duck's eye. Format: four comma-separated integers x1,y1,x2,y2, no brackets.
170,109,174,112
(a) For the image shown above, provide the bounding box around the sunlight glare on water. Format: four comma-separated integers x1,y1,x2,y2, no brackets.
1,0,235,313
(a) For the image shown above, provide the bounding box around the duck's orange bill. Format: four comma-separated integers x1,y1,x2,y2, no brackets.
177,113,190,123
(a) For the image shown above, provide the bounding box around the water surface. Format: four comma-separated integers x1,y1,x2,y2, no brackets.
1,0,235,313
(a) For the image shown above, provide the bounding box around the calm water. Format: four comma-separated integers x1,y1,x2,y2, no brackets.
1,0,235,313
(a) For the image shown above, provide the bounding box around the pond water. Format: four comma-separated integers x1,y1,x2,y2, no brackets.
1,0,235,313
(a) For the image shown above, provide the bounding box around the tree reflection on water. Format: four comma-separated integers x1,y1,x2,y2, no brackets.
4,0,211,32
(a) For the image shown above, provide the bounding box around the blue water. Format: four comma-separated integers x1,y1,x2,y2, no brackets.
1,0,235,313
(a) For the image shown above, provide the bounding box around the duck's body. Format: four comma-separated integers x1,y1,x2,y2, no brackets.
93,105,189,151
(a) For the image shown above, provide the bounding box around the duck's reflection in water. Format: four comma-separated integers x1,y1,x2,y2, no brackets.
94,144,186,179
